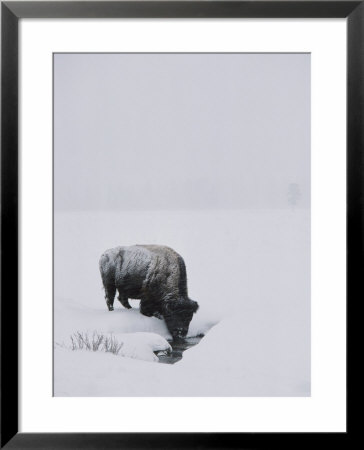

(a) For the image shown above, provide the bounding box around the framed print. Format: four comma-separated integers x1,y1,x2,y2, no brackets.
52,51,311,398
1,1,358,448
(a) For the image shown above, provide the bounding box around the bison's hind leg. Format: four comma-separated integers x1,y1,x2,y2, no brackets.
103,284,116,311
117,290,132,309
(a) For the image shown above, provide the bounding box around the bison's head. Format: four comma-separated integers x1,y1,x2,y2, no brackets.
163,298,199,342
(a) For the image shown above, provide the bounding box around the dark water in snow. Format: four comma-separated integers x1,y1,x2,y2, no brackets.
156,335,204,364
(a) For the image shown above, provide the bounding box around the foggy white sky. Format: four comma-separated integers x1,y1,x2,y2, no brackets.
54,53,310,211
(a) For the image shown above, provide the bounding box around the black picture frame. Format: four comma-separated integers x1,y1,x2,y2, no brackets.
1,1,358,448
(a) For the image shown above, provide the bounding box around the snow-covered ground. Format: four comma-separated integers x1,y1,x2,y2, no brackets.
54,209,310,396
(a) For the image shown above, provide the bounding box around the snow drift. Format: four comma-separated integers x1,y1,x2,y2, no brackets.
54,209,310,397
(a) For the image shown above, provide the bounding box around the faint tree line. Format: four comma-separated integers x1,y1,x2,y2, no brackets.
287,183,301,210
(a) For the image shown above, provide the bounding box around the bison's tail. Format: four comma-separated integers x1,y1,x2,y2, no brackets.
99,253,108,272
99,253,112,288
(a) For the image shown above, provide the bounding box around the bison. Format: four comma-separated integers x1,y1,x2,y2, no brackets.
99,245,199,341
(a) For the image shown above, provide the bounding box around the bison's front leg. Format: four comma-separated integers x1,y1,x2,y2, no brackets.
117,291,132,310
153,312,163,320
139,299,154,317
140,298,162,319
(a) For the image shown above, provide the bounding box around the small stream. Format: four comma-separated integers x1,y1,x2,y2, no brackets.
156,335,204,364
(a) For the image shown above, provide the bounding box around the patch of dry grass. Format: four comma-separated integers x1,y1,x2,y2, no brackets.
70,331,123,355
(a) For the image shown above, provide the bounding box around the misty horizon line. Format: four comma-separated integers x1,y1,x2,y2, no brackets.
54,206,310,213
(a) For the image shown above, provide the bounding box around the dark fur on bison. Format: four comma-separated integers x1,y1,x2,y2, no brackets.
99,245,199,341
